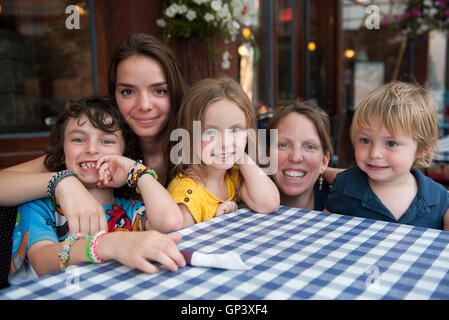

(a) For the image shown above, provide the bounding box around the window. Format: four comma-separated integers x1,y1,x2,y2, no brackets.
252,0,341,115
277,0,295,102
0,0,95,135
342,0,410,112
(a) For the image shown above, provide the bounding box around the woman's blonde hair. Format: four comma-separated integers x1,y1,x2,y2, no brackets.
350,81,438,168
170,76,256,194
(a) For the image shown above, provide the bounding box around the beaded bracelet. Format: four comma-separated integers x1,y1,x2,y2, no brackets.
85,230,108,264
47,169,77,200
58,232,89,271
127,159,143,188
136,167,158,194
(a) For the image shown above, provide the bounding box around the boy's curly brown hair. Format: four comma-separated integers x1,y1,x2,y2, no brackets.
44,96,142,198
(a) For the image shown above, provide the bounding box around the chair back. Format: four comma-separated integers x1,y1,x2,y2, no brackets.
0,206,17,289
330,115,345,166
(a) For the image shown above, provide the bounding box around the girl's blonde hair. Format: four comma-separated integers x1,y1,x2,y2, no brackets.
350,81,438,168
171,76,256,191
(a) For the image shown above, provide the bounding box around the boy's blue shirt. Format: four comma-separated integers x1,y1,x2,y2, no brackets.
327,166,449,229
9,196,146,285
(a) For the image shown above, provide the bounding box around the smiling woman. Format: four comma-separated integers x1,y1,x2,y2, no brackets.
114,55,170,139
108,34,186,187
266,100,333,211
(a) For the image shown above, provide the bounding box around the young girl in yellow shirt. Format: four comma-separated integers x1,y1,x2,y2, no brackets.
167,77,280,228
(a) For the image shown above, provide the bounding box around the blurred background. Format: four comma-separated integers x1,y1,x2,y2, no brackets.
0,0,447,180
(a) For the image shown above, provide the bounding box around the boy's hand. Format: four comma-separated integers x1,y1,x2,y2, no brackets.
214,201,238,217
55,176,108,233
96,155,137,189
97,230,186,274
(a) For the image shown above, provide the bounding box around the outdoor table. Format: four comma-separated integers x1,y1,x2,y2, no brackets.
1,206,448,300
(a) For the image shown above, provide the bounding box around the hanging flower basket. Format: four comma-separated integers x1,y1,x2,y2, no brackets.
393,0,449,39
157,0,257,71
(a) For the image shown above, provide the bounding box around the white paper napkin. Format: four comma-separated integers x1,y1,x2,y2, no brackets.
181,250,250,270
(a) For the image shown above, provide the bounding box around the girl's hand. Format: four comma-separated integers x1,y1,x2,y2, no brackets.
236,151,280,214
96,155,137,189
55,176,108,234
97,231,186,273
215,201,238,217
235,150,248,167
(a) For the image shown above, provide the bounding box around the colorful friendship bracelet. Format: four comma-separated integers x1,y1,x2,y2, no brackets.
127,165,158,194
59,231,108,270
135,167,158,194
127,159,143,188
85,236,95,264
58,232,89,271
86,231,108,264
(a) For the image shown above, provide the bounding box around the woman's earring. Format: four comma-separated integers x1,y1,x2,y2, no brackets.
319,175,324,191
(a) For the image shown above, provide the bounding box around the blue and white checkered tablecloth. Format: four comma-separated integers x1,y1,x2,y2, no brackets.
1,206,449,300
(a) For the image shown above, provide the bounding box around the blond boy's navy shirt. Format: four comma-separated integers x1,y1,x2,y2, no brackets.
327,166,449,230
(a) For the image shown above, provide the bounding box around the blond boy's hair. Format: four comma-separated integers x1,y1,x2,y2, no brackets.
350,81,438,168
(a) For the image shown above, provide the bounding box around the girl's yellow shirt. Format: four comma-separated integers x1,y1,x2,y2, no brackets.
167,166,240,223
